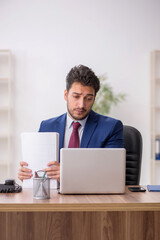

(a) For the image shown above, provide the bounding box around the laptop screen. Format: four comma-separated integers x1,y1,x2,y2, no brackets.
60,148,126,194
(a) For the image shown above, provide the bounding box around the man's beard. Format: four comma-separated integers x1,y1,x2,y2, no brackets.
67,106,90,120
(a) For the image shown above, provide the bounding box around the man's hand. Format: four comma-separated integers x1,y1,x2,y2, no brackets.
18,161,33,182
43,161,60,182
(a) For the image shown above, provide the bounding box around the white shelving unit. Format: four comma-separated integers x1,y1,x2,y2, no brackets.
0,50,12,181
151,50,160,184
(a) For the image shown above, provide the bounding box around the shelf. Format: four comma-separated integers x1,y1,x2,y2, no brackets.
0,49,11,179
151,106,160,110
151,133,160,138
155,107,160,110
152,159,160,163
0,106,9,111
151,50,160,184
0,162,9,167
0,134,9,139
155,133,160,138
0,78,9,83
0,49,10,52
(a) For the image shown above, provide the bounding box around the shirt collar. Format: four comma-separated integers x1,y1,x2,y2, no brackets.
66,113,89,129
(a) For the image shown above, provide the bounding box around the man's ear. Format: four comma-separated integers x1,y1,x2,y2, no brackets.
64,89,68,101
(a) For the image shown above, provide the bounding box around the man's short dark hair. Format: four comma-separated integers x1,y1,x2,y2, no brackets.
66,65,100,95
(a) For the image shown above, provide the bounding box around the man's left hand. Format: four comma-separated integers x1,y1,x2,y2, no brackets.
43,161,60,182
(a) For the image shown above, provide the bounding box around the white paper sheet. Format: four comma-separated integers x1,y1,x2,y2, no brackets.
21,132,59,189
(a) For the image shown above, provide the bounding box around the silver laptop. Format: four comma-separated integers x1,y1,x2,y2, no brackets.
59,148,126,194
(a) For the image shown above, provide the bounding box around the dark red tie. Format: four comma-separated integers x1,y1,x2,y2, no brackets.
68,122,81,148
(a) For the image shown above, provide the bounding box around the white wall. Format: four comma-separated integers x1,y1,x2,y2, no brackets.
0,0,160,184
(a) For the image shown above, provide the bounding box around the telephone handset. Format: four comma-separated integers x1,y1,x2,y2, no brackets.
0,179,22,193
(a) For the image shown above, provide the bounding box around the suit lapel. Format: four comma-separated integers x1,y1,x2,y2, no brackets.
80,110,98,147
58,113,66,150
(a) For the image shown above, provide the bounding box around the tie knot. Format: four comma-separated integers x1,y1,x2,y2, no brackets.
72,122,81,130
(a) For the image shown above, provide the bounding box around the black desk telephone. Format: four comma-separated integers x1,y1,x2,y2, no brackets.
0,179,22,193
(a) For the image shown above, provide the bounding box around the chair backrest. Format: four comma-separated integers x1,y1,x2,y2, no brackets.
123,125,142,185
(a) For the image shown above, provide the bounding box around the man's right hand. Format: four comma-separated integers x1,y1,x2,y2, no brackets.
18,161,33,182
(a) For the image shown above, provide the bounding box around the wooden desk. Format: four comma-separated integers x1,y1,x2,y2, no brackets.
0,186,160,240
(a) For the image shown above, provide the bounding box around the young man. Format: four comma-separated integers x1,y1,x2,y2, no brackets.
18,65,123,183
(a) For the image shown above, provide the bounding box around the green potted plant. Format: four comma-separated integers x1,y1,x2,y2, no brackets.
93,74,126,115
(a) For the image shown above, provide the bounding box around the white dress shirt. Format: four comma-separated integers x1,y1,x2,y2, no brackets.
63,113,88,148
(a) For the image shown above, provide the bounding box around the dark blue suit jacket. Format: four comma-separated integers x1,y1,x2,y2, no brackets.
39,110,124,159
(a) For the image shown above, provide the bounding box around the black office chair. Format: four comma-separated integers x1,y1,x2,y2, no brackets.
123,125,142,185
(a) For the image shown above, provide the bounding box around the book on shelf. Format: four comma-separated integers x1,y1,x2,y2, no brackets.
147,185,160,192
155,138,160,160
